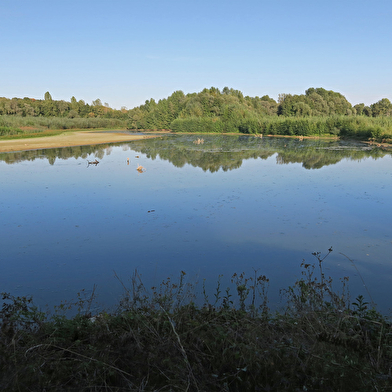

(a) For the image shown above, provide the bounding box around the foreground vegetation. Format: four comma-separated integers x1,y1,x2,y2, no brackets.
1,250,391,391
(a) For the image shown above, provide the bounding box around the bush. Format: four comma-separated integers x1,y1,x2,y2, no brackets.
0,115,127,133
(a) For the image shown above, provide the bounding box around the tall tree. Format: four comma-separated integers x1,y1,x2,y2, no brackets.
371,98,392,117
353,103,365,115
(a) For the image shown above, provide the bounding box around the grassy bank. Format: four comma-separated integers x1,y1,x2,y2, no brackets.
0,127,76,141
1,250,391,391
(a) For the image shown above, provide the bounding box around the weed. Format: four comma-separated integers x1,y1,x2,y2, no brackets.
1,251,392,391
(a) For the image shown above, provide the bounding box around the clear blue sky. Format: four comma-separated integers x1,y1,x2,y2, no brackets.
1,0,391,109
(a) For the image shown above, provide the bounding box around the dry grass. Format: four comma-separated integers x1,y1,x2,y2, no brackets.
0,131,160,152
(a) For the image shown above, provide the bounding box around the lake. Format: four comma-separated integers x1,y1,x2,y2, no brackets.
1,134,391,315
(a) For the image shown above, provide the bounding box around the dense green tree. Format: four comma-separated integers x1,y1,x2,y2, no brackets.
353,103,365,115
306,92,329,115
244,95,278,116
292,102,312,116
307,88,352,115
57,100,70,116
127,107,144,129
2,88,392,136
278,94,299,116
67,110,78,118
371,98,392,117
277,88,352,117
44,91,52,101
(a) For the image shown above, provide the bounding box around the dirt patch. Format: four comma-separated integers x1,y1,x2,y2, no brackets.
0,131,161,153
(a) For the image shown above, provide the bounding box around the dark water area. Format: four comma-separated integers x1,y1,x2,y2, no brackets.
1,134,391,315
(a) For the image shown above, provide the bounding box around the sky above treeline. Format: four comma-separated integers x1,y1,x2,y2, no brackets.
1,0,391,110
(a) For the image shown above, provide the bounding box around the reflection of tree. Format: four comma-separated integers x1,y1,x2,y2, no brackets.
0,143,117,165
48,156,56,165
127,136,392,171
1,135,391,171
96,149,105,160
274,140,389,169
127,135,278,172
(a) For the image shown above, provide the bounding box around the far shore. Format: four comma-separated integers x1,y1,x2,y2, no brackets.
1,129,390,153
0,130,168,153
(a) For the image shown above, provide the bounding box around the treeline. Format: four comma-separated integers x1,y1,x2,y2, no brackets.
2,87,392,140
127,87,392,140
3,88,392,122
128,87,278,131
0,92,128,120
277,87,392,117
0,92,128,137
0,115,126,135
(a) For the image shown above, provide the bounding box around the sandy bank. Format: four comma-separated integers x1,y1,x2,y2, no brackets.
0,131,161,153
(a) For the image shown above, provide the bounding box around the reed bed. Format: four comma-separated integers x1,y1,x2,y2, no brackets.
0,115,127,135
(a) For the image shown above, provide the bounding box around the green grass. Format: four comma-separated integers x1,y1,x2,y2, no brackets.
0,126,24,137
0,128,73,141
1,249,392,391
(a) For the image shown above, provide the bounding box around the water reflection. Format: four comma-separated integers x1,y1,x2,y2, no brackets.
1,134,390,171
1,135,392,315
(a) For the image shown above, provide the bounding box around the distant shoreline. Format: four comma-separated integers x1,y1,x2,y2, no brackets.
0,130,166,153
1,129,389,153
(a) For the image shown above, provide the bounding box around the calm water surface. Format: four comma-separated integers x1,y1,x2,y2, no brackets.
1,134,391,314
